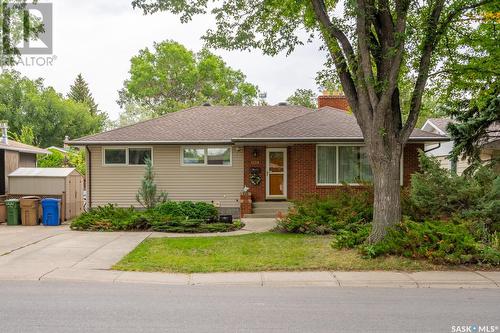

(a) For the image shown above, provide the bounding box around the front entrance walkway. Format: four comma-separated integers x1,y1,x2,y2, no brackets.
0,218,277,281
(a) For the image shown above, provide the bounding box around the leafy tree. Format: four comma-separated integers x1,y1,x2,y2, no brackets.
132,0,494,242
115,102,155,127
136,157,167,209
67,74,99,116
118,40,259,116
435,4,500,170
37,148,86,176
286,89,317,108
9,124,34,145
0,71,105,147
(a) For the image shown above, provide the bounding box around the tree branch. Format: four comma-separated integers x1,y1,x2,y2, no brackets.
401,0,495,142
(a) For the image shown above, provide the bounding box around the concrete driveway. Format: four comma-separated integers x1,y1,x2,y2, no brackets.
0,218,277,281
0,224,150,280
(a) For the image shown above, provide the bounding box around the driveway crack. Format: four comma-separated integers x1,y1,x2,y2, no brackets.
1,234,61,257
70,234,123,268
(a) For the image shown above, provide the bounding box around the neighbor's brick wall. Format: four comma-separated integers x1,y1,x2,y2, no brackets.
403,143,424,186
243,143,423,202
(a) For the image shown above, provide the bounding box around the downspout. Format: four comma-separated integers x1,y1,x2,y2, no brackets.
85,146,92,210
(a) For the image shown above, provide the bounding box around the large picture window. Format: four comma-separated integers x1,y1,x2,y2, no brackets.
317,145,373,185
103,147,152,166
182,147,232,166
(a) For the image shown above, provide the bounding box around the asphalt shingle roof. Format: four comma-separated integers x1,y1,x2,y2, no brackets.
236,107,447,141
70,105,447,144
71,105,313,144
0,140,49,154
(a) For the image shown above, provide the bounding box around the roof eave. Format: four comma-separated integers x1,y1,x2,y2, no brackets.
232,136,450,143
67,140,234,145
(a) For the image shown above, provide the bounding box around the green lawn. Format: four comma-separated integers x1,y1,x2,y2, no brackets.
113,232,444,273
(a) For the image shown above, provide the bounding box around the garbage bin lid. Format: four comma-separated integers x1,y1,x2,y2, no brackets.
41,198,61,203
5,199,20,202
21,196,41,200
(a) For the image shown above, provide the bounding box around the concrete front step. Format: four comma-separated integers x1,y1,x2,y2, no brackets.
244,213,279,218
252,201,292,208
252,207,290,214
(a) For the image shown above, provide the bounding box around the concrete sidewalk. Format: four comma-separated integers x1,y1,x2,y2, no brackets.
16,269,500,289
2,223,499,289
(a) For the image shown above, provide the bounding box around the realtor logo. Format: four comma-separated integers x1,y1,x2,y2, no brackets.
2,2,53,55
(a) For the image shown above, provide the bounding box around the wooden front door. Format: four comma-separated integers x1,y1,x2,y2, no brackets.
266,148,287,199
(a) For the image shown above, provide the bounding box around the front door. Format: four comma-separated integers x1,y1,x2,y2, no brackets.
266,148,287,199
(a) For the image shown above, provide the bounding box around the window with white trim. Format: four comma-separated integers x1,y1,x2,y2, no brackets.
103,147,152,166
182,147,231,166
104,148,126,165
317,145,373,185
129,148,152,165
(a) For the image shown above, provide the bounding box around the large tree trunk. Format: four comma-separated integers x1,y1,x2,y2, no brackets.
366,142,403,244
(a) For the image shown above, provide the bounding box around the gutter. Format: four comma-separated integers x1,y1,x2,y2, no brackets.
424,142,442,153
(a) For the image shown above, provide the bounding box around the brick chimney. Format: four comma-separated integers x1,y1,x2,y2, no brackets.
317,91,349,111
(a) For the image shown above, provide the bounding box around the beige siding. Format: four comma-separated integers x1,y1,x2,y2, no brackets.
436,150,493,175
18,153,36,167
88,145,244,208
9,177,65,195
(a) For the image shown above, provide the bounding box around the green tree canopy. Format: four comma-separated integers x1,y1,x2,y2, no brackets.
286,89,317,108
0,71,105,147
118,40,259,116
67,73,100,116
436,4,500,168
132,0,495,242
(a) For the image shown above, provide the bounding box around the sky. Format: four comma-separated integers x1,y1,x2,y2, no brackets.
14,0,329,121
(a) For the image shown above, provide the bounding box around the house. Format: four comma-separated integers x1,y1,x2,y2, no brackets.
0,123,49,195
68,94,447,218
421,118,500,175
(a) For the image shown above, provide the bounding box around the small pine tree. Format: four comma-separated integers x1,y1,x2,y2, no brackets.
67,73,99,115
136,158,167,209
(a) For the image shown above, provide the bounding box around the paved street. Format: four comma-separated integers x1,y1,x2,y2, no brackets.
1,281,499,333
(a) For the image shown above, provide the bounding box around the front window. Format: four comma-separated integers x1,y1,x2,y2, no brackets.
182,147,232,166
317,145,373,184
129,148,152,165
104,148,126,165
183,148,206,165
207,148,231,165
103,147,152,166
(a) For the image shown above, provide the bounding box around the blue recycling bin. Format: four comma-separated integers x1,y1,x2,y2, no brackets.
41,198,61,226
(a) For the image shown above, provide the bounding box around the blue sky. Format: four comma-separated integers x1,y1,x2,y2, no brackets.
15,0,328,120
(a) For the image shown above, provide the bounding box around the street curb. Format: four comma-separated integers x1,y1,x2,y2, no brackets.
12,269,496,288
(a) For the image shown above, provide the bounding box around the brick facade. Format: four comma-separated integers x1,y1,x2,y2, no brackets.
243,146,266,202
242,143,423,203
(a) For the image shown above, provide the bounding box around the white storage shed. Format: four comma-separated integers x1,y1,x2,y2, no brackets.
8,168,84,220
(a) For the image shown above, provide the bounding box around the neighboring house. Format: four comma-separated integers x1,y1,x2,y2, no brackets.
421,118,500,175
0,123,49,195
69,95,447,218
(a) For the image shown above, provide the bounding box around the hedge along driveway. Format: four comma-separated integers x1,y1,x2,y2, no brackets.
113,233,443,273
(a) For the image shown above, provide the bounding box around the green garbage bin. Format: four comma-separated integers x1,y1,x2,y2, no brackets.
6,199,21,225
